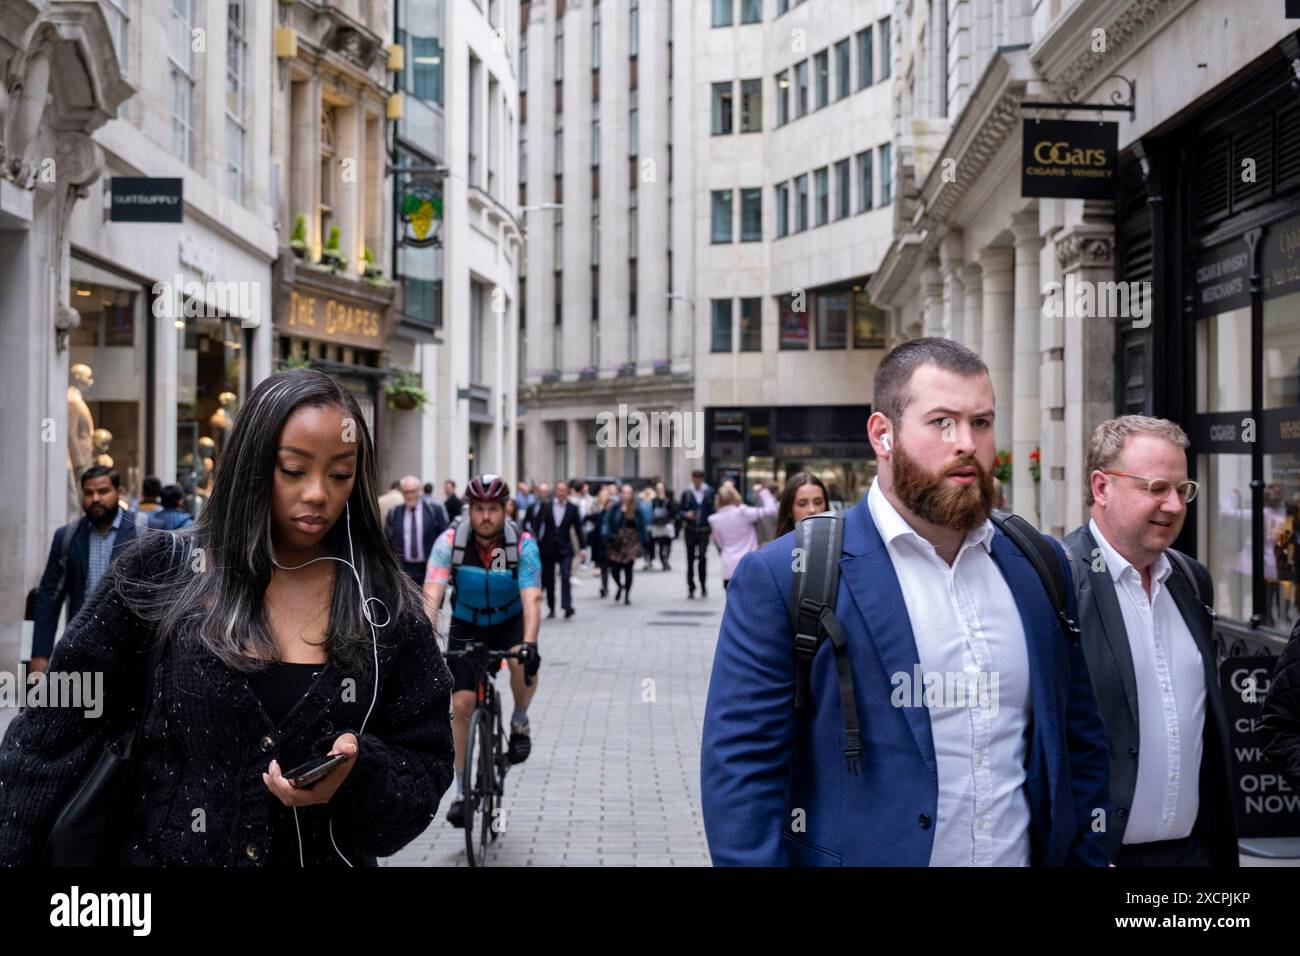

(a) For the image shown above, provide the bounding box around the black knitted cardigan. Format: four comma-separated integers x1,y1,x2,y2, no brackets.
0,533,454,866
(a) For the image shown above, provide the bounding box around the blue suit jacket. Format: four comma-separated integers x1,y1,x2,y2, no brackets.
33,510,139,659
700,498,1111,866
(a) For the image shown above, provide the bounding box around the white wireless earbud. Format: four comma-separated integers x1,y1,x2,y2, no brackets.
880,433,893,452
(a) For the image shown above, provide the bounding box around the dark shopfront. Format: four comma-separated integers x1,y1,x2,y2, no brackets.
704,405,874,507
1115,32,1300,661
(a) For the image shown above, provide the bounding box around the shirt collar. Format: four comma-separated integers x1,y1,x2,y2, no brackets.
1088,517,1171,585
866,478,994,555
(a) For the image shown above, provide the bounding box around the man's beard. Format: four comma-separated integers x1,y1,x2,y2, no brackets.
891,439,994,535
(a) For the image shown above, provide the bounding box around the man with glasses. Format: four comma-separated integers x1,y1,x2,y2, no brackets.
1064,416,1237,867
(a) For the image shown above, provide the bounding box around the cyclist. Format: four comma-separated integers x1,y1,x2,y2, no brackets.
424,474,542,829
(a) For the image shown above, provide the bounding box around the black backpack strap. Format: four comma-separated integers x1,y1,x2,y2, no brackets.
789,512,862,773
988,512,1081,644
55,519,79,599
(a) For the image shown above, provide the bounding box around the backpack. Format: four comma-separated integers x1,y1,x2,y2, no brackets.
790,509,1079,774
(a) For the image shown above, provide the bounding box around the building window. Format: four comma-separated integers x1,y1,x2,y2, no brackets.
712,81,734,135
555,17,564,81
520,125,528,183
711,299,733,351
880,142,892,205
879,16,891,80
470,281,486,383
591,4,601,71
629,89,638,155
712,0,733,27
740,188,762,241
103,0,130,74
591,101,600,165
814,49,829,110
225,1,247,202
552,421,568,480
629,188,638,258
319,107,335,243
857,26,873,89
835,38,851,100
554,111,563,171
169,0,195,165
814,166,829,226
775,70,789,126
817,292,849,349
410,35,444,104
740,79,762,132
834,158,850,219
553,210,563,268
741,0,762,24
487,75,500,197
775,181,789,237
853,290,886,348
591,212,600,265
711,190,733,243
856,150,873,212
469,55,481,185
630,0,640,56
794,173,808,232
779,292,809,349
520,32,527,93
795,59,809,117
739,297,761,351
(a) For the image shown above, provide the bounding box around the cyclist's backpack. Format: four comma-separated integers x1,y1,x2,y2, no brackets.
790,509,1080,775
448,515,524,626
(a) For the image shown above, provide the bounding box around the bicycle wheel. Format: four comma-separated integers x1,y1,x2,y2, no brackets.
463,708,493,866
489,707,506,842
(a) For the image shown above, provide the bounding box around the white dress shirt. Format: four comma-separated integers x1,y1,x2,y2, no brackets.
867,480,1033,866
1088,519,1205,844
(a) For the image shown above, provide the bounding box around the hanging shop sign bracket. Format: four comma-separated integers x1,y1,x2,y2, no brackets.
1020,73,1136,119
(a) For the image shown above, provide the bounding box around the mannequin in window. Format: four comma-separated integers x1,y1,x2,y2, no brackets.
197,436,217,497
91,428,114,470
209,391,237,457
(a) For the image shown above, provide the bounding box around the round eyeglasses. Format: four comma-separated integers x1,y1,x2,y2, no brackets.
1101,471,1199,504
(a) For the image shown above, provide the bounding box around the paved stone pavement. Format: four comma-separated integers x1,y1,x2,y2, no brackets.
384,544,723,867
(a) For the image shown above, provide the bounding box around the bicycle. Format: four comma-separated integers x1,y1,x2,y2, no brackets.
443,642,532,867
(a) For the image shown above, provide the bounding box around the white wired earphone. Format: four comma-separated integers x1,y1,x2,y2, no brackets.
271,499,389,867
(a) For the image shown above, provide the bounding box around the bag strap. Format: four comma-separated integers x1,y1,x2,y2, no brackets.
789,512,862,773
1165,548,1217,623
988,512,1080,644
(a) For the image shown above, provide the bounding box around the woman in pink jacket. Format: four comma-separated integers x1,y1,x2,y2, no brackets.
707,482,778,590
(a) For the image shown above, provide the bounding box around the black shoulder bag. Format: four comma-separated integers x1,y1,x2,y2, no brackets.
40,639,163,866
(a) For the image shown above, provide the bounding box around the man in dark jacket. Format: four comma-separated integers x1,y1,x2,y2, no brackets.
1064,415,1237,867
147,483,195,530
444,480,463,522
386,475,450,586
31,465,138,674
678,470,715,598
528,481,587,619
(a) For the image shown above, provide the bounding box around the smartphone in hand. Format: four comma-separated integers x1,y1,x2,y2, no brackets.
285,752,350,788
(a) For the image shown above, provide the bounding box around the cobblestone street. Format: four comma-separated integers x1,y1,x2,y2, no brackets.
385,545,722,866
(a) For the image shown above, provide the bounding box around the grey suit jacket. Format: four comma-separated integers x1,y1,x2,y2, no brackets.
1063,524,1238,866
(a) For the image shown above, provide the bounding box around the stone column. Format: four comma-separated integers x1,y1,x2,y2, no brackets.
961,263,982,350
940,231,964,342
978,246,1015,462
921,259,945,337
1038,222,1066,539
1055,200,1116,532
1010,209,1041,525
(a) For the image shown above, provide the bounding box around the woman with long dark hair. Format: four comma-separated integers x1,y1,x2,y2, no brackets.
0,369,454,866
603,483,647,604
586,484,613,598
650,480,676,571
774,472,831,538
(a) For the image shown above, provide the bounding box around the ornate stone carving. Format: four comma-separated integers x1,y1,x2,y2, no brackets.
1055,233,1115,272
1052,0,1189,105
54,130,101,191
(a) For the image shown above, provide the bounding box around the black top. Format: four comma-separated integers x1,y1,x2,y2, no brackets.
0,533,454,867
247,661,325,728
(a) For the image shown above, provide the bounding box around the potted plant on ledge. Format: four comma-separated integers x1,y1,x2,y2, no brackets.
652,358,671,375
289,215,308,259
541,370,561,384
385,369,427,411
362,247,388,286
616,361,636,378
578,365,597,380
319,226,348,273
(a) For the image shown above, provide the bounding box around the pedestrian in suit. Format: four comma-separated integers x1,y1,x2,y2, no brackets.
30,465,139,675
679,469,715,599
1064,416,1237,867
386,475,450,587
701,338,1110,866
443,480,463,522
530,481,588,619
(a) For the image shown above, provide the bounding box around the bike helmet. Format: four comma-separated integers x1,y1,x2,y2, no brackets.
465,473,510,503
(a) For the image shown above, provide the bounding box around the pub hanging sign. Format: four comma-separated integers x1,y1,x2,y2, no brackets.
1021,120,1118,201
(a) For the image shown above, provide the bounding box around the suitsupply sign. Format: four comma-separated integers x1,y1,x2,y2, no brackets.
1021,120,1118,200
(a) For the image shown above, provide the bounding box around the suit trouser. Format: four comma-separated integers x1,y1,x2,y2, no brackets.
1116,832,1212,866
684,530,709,591
541,547,573,611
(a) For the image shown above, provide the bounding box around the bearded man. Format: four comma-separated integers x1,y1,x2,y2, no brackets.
700,337,1111,867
